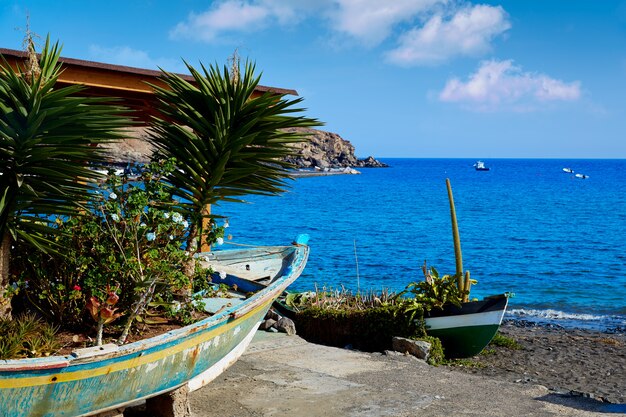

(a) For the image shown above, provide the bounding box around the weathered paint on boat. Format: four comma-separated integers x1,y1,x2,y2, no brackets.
0,242,309,417
424,294,508,358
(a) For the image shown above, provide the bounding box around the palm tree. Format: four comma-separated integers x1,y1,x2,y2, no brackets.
148,60,320,262
0,37,132,319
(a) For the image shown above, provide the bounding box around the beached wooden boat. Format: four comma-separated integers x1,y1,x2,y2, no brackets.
424,294,508,358
0,237,309,417
273,292,507,358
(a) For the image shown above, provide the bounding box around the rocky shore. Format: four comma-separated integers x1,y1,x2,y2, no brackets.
282,127,388,169
454,321,626,404
104,127,387,170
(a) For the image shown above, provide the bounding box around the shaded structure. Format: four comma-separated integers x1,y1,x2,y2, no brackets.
0,47,297,124
1,47,298,163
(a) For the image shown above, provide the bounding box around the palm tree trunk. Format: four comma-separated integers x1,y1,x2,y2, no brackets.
200,204,212,252
0,232,12,320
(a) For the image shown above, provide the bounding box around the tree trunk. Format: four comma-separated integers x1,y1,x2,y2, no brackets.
0,232,13,320
200,204,211,253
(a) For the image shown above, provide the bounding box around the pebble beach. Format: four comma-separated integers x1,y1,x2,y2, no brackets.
455,321,626,405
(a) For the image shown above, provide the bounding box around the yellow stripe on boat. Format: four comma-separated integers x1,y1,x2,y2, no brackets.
0,299,272,389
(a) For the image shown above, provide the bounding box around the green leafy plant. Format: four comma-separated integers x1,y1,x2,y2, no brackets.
397,263,462,320
12,161,220,345
147,59,320,281
0,37,131,319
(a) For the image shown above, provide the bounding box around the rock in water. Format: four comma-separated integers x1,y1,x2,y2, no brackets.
391,337,431,361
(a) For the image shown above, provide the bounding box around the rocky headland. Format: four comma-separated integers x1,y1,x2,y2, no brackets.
281,128,388,169
104,127,388,169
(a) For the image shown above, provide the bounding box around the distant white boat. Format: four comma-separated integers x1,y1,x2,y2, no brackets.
575,173,589,179
562,167,574,173
474,160,490,171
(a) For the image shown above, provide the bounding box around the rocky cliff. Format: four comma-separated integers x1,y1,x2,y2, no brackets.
105,127,387,169
282,128,387,168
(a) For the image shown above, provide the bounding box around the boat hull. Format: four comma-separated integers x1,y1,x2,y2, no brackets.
424,294,508,358
0,243,309,417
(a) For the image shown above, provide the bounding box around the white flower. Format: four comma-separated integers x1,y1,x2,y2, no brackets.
110,213,120,222
182,220,189,228
169,235,174,240
216,237,224,245
223,219,230,228
219,271,227,280
109,192,117,200
163,212,170,219
172,212,183,223
146,232,156,241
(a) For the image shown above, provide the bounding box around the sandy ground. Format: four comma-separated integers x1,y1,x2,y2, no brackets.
126,323,625,416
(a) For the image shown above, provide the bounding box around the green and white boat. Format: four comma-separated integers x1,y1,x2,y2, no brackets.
424,294,508,358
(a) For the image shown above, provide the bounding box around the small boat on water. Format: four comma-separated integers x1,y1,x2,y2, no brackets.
575,173,589,179
0,236,309,417
562,167,574,173
474,160,490,171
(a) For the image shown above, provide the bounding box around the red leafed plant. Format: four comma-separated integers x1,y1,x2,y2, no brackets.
86,285,122,345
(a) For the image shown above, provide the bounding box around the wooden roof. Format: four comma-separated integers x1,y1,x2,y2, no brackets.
0,47,298,122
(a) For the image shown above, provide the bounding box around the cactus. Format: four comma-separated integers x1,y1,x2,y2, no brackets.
463,270,471,302
446,179,475,302
446,179,464,292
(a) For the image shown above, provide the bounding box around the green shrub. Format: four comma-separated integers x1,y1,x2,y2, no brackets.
0,314,60,359
11,160,223,344
489,332,522,350
294,304,425,352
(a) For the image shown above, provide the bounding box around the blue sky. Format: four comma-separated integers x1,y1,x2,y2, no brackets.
1,1,625,158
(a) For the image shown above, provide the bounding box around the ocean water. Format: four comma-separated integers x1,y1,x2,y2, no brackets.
216,159,626,332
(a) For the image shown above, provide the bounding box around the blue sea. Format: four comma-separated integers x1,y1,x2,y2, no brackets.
217,159,626,332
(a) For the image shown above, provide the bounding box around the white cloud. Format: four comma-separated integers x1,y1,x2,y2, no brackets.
329,0,445,46
439,59,581,109
386,4,510,66
170,0,327,42
170,1,270,42
170,0,444,45
169,1,511,66
88,45,186,73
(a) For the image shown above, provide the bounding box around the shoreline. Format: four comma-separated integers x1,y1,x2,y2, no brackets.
454,321,625,404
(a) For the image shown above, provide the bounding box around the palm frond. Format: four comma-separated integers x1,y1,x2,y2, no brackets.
147,59,320,222
0,36,133,249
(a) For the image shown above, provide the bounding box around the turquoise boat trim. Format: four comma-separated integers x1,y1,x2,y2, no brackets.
0,242,309,417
